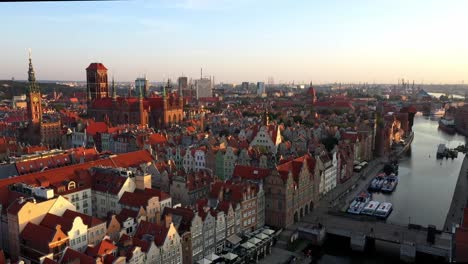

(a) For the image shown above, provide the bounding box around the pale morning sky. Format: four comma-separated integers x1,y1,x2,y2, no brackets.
1,0,467,84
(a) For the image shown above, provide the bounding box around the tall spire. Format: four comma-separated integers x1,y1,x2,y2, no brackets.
27,49,40,93
163,79,170,98
112,76,116,100
138,79,143,99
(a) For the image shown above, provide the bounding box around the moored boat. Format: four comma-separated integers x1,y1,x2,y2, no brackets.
374,202,393,219
381,174,398,193
361,201,380,216
368,174,385,192
439,117,456,134
347,191,372,215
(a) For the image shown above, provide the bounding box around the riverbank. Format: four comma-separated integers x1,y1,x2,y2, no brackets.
444,154,468,232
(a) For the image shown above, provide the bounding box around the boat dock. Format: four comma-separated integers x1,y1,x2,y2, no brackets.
444,155,468,232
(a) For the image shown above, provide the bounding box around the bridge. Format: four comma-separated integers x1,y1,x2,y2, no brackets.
296,212,452,262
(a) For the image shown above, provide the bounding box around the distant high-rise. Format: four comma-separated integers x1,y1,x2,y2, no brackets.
178,76,188,90
196,78,212,99
257,82,266,96
242,82,249,90
135,77,149,97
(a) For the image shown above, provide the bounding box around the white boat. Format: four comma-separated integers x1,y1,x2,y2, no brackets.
347,192,371,215
361,201,380,216
368,174,385,192
381,174,398,193
374,202,393,219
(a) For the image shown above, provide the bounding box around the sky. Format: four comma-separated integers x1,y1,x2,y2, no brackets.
1,0,468,84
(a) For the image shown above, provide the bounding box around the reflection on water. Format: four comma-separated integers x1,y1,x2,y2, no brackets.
373,116,467,229
317,116,467,263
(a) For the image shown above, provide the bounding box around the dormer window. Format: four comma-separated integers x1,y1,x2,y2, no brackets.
68,181,76,190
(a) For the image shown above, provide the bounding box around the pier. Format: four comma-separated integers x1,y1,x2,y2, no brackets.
444,155,468,232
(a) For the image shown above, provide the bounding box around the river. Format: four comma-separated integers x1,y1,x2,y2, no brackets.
316,116,467,263
374,115,467,229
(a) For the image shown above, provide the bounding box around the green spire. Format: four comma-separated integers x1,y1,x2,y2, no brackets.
27,49,40,93
163,79,169,98
112,76,116,99
138,79,143,99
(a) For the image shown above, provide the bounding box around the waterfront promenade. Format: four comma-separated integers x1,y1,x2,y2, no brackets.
444,154,468,231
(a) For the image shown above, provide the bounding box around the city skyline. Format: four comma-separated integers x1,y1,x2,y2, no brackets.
1,0,468,84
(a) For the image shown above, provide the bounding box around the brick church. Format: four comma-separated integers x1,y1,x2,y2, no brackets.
86,63,184,128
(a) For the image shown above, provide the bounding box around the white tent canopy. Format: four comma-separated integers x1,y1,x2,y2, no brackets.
241,242,254,249
205,253,220,261
223,252,239,260
263,229,275,235
256,233,269,240
248,237,262,245
197,259,212,264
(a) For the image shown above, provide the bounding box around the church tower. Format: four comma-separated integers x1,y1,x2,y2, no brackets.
27,49,42,125
263,109,269,126
86,63,109,101
139,82,148,127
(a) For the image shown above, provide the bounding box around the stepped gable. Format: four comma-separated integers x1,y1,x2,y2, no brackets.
63,209,104,227
21,222,67,254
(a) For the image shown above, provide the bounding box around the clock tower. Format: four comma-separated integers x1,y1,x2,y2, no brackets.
27,50,42,124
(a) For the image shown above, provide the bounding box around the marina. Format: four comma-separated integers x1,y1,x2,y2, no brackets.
373,116,467,229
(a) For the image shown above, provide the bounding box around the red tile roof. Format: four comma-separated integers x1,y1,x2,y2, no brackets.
276,154,315,182
61,247,95,264
86,238,117,257
119,191,155,208
134,220,169,247
63,209,104,227
41,213,75,233
143,188,171,201
232,165,270,180
86,122,108,136
21,222,67,253
0,150,153,210
93,171,128,195
162,207,195,234
148,133,167,146
132,237,151,252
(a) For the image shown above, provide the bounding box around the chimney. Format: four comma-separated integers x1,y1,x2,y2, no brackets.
165,213,172,229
